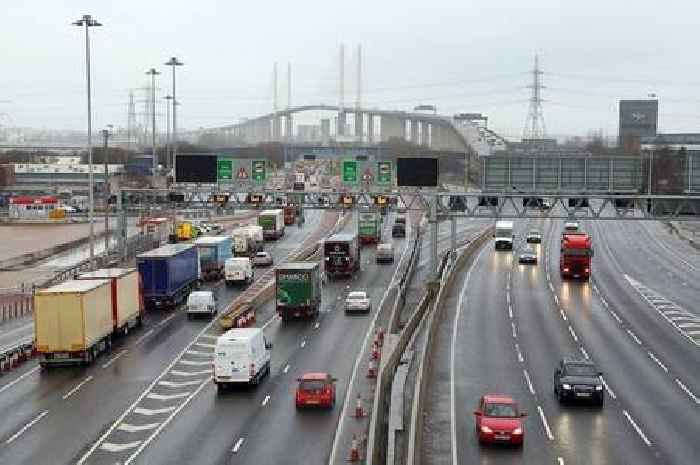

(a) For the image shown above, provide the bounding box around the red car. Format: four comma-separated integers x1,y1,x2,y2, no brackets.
473,394,527,446
295,372,337,409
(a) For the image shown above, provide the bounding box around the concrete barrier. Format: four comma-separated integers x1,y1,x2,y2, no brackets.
406,226,493,465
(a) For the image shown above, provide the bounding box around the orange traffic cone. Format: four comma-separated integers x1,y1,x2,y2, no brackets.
349,434,360,462
367,359,377,379
370,340,380,361
376,327,385,347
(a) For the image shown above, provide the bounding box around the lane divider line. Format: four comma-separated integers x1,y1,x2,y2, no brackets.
515,343,524,363
626,329,642,345
647,352,668,373
62,376,94,400
537,405,554,441
579,347,590,359
560,310,567,321
261,395,271,406
675,379,700,404
622,410,652,447
4,410,49,445
134,329,154,346
511,322,517,339
523,369,535,395
568,325,578,343
157,313,177,327
102,349,129,368
0,366,40,395
283,364,290,374
232,437,245,453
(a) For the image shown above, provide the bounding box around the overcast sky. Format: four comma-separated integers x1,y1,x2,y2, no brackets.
1,0,699,140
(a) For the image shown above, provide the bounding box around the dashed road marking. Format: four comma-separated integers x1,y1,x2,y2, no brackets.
508,304,513,319
0,366,40,395
62,376,94,400
515,343,524,363
626,329,642,345
557,457,565,465
537,405,554,440
157,313,177,327
232,437,245,453
623,410,652,447
102,349,128,368
117,423,160,433
601,377,616,400
675,379,700,404
262,395,271,406
300,340,306,348
523,369,535,395
560,310,567,321
553,294,559,306
134,329,154,346
100,441,143,452
283,364,290,374
580,347,589,359
609,309,622,324
568,325,578,343
314,322,320,329
511,322,517,338
146,391,191,401
4,410,48,445
647,352,668,373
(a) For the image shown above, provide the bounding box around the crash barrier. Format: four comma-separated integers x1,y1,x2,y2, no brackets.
387,227,422,334
219,211,347,329
0,337,36,374
406,226,493,465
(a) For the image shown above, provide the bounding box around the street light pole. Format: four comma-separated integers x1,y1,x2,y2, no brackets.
165,57,183,179
102,126,112,255
164,95,173,173
146,68,160,187
73,14,102,270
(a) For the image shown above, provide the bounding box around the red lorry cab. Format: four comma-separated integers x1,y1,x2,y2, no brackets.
283,206,296,225
560,232,593,280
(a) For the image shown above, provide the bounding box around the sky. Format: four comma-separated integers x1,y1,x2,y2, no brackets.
1,0,699,140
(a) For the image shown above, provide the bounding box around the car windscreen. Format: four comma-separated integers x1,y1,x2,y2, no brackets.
565,364,598,377
300,380,326,391
348,292,366,299
484,403,517,417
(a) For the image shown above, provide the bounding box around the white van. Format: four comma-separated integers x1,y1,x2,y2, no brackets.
186,291,217,319
225,257,253,285
214,328,272,391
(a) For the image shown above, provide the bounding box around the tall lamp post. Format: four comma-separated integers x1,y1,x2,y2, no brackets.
73,14,102,270
165,57,183,179
101,125,113,255
164,95,173,172
146,68,160,187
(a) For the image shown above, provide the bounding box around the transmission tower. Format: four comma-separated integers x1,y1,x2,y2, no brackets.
522,54,547,140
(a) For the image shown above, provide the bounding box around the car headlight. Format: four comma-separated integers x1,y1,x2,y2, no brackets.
562,384,572,390
480,425,493,433
513,428,523,435
595,385,603,391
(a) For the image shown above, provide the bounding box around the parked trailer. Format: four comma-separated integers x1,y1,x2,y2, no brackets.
258,209,285,240
77,268,143,336
137,244,200,310
195,236,233,281
35,279,113,366
324,233,361,279
276,262,322,321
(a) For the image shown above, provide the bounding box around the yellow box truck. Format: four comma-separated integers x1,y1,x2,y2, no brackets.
34,279,113,367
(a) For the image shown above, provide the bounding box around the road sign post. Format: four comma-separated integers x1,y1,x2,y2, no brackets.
217,158,233,181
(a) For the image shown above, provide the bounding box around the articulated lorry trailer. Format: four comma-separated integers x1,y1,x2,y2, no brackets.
77,268,143,336
275,262,322,321
195,236,233,281
358,211,382,245
324,233,361,279
137,244,200,310
35,279,114,367
259,209,285,240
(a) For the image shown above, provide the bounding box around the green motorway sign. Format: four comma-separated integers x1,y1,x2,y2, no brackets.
217,159,233,181
342,160,358,184
377,161,392,185
252,160,266,183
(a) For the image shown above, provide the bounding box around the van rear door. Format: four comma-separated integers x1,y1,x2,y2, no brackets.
215,340,251,382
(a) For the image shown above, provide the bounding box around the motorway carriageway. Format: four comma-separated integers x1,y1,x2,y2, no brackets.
0,210,324,465
421,218,699,465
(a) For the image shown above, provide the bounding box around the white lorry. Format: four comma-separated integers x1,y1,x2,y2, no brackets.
225,257,254,286
494,220,514,250
213,328,272,391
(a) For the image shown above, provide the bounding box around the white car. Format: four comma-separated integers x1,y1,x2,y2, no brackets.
345,291,371,314
252,251,274,267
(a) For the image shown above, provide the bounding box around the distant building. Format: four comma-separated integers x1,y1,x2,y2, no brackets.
11,163,124,187
619,99,658,151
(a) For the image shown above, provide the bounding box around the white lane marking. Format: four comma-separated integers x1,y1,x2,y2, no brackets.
626,329,642,345
300,340,306,348
506,293,511,305
450,244,487,465
170,369,212,377
262,315,278,330
125,378,212,464
158,380,202,388
623,410,652,447
600,377,617,400
134,329,154,346
100,441,143,452
133,406,177,416
557,457,565,465
157,313,177,327
511,322,517,338
178,359,211,366
199,334,218,340
314,322,320,329
515,343,524,363
548,282,555,292
675,379,700,404
508,304,513,319
553,294,559,306
194,342,216,349
232,437,245,453
146,391,191,401
537,405,554,440
647,352,668,373
599,297,608,308
523,369,535,395
102,349,129,368
609,309,622,324
568,325,578,343
283,364,290,374
185,349,211,356
677,322,700,328
4,410,48,445
262,395,271,406
0,366,40,395
62,376,94,400
580,347,590,359
117,422,160,433
560,310,568,321
592,284,599,294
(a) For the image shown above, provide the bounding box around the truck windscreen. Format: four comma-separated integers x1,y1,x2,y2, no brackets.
562,248,592,256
